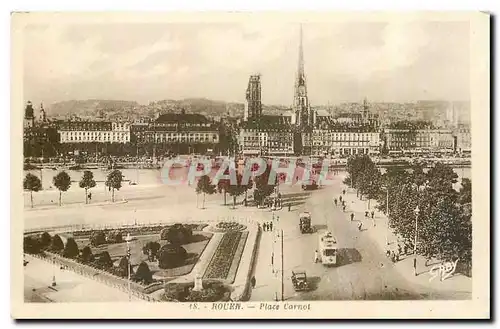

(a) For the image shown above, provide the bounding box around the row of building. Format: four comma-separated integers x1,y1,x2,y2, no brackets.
23,27,471,158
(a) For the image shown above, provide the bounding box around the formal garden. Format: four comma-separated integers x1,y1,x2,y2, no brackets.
23,220,254,302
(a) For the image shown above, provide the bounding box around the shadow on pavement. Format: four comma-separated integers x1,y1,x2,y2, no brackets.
312,224,328,232
306,276,321,291
337,248,362,266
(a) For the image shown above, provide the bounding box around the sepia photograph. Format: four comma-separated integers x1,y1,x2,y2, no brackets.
11,11,490,319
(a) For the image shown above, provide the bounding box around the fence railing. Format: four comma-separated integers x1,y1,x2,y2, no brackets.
26,252,161,302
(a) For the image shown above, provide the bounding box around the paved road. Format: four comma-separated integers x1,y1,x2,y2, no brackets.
249,176,470,301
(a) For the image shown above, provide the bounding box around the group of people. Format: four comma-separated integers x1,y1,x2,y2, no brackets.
333,189,347,212
262,221,274,232
386,244,410,263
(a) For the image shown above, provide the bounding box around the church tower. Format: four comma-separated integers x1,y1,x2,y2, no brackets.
24,101,35,128
39,102,47,123
293,25,313,129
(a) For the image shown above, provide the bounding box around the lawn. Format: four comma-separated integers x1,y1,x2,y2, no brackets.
74,231,213,279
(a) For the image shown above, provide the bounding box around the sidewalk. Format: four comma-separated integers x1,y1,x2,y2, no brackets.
339,182,472,294
24,255,143,302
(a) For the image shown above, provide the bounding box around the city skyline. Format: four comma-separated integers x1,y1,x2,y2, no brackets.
23,20,470,107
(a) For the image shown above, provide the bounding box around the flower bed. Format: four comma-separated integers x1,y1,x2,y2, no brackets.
203,231,242,279
212,222,247,233
72,224,208,238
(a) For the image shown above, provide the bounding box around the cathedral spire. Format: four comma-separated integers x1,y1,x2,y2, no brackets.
298,25,304,78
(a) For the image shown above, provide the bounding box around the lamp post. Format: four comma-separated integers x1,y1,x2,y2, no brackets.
413,205,420,277
385,187,389,246
125,233,132,301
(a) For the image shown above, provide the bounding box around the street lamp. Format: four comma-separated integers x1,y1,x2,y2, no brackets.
385,187,389,246
413,205,420,277
125,233,132,301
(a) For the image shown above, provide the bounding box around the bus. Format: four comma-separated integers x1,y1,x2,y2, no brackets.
318,231,338,266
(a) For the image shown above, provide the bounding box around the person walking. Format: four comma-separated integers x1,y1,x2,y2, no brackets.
251,276,256,289
88,192,92,203
350,213,354,221
269,222,273,232
371,211,375,219
263,222,268,232
343,205,346,212
288,204,291,212
314,250,319,263
339,195,343,203
357,221,363,231
334,198,338,206
342,189,346,195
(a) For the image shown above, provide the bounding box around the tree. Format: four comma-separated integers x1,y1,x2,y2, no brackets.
143,241,161,260
23,173,42,208
81,246,94,263
90,231,106,247
38,232,52,250
195,175,216,209
134,261,153,284
79,170,96,204
24,235,41,254
50,234,64,252
105,169,123,202
385,163,471,270
106,230,123,243
410,163,427,189
96,251,113,268
157,244,188,269
53,171,71,206
116,256,134,278
217,178,230,206
226,172,247,209
458,178,472,205
63,237,79,258
160,224,193,245
253,163,277,205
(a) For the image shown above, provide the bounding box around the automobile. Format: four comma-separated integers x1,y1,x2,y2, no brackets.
291,271,310,291
302,180,318,190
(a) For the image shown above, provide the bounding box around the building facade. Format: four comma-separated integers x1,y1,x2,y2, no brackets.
244,75,262,121
239,115,294,156
131,111,220,154
454,127,471,153
384,129,455,153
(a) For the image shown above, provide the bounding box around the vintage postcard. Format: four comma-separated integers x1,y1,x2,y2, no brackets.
11,12,490,319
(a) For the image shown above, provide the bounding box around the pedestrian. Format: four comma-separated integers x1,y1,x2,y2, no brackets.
288,204,291,212
314,250,319,263
251,276,256,289
263,222,268,232
365,211,369,218
343,205,346,212
334,198,338,206
339,195,343,203
342,200,346,207
357,222,363,231
343,189,346,195
88,192,92,202
386,249,391,258
391,251,396,263
371,211,375,219
350,213,354,221
269,222,273,231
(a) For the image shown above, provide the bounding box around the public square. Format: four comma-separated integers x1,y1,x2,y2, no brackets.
23,168,472,302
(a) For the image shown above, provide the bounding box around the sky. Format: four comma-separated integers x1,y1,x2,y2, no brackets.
22,20,470,106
